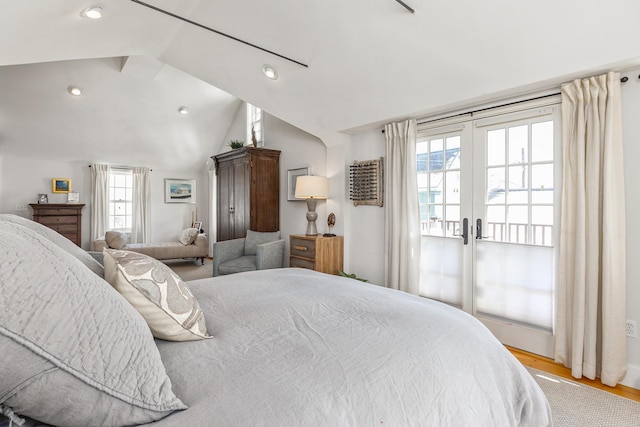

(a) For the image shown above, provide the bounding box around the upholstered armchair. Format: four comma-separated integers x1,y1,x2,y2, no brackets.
213,230,285,276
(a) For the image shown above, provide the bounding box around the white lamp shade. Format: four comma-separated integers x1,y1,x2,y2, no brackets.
295,175,328,199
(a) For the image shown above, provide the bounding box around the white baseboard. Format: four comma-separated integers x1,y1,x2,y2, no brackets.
621,363,640,390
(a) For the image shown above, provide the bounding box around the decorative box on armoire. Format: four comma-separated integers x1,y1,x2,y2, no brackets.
212,147,280,242
29,203,85,247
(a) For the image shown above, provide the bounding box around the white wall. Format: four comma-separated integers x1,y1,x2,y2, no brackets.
344,131,386,285
0,154,210,250
621,69,640,389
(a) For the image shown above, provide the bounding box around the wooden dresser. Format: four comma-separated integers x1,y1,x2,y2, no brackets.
289,234,344,275
29,203,85,247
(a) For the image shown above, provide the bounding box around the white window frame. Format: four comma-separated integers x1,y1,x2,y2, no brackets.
247,103,263,146
108,168,133,233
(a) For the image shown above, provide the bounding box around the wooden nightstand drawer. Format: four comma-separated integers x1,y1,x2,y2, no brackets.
290,238,316,259
290,256,315,270
289,235,343,275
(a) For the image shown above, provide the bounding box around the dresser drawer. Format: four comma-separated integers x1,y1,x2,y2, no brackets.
38,216,78,225
47,224,79,233
290,238,316,259
60,233,79,243
35,208,80,216
290,256,315,270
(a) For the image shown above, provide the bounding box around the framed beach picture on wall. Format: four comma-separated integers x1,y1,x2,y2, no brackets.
165,178,196,204
52,178,71,193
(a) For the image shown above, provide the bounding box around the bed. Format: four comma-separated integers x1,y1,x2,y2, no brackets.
0,214,551,426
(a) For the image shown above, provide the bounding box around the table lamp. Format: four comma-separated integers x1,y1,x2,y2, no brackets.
295,175,328,236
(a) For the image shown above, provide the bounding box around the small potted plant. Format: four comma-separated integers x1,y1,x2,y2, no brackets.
229,140,245,150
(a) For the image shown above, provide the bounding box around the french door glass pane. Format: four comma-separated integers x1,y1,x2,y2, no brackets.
508,125,528,164
507,165,528,204
532,121,554,162
531,164,554,203
445,171,460,203
420,237,463,305
487,129,505,166
476,241,553,331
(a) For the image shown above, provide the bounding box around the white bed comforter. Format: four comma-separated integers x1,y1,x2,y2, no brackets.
150,268,551,426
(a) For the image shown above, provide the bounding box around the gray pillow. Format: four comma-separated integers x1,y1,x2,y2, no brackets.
0,222,186,426
244,230,281,255
0,213,104,277
105,230,128,249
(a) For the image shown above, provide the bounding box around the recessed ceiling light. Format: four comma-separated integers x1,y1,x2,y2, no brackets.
262,65,278,80
81,6,103,19
178,106,189,115
68,86,83,96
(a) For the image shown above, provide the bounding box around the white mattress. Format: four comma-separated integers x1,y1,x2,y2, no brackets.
150,268,551,426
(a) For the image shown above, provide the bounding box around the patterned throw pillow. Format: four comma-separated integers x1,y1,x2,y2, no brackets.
103,249,211,341
179,228,199,245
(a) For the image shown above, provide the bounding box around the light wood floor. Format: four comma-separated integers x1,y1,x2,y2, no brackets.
507,346,640,403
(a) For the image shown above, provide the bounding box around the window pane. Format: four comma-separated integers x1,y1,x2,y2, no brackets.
429,139,444,171
445,205,460,237
508,125,528,165
114,188,126,201
429,172,443,203
428,205,444,236
114,174,125,187
445,136,461,170
507,165,528,204
532,206,553,226
487,167,505,204
445,171,460,204
531,164,554,204
486,205,506,241
532,121,554,162
487,129,505,166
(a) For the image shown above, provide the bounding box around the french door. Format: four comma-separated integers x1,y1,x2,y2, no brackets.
417,99,561,357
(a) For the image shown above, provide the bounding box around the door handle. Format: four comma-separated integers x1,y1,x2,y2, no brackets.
476,218,490,240
454,218,469,245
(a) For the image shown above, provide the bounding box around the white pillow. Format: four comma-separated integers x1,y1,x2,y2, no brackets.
179,228,199,245
104,249,211,341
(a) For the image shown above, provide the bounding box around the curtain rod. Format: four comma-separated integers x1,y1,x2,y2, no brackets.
381,92,560,133
383,74,634,133
89,165,153,171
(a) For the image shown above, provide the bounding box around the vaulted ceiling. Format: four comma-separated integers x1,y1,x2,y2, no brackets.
1,0,639,168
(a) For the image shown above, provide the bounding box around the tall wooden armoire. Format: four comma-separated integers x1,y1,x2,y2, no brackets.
212,147,280,241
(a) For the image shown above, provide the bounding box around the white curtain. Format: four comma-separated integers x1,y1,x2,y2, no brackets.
555,71,626,387
384,119,421,295
90,163,110,247
131,167,151,244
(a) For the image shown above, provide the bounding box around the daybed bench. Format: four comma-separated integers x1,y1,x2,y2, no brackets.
92,229,208,264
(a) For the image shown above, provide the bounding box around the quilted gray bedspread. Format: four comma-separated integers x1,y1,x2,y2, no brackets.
149,268,551,426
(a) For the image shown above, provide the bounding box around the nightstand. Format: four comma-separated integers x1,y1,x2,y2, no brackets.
289,234,344,275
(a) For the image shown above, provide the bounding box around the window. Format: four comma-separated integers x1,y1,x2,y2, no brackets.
109,168,133,232
247,103,262,145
